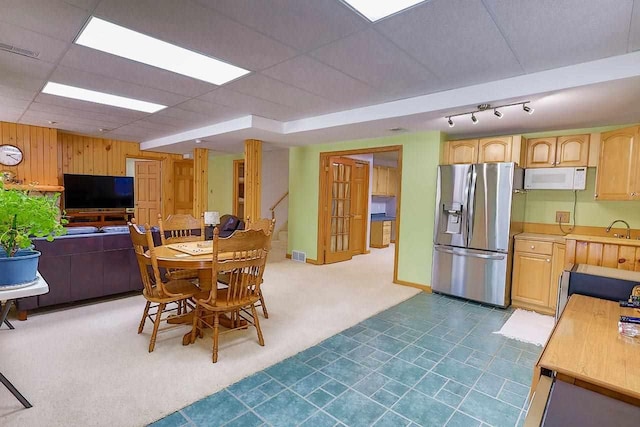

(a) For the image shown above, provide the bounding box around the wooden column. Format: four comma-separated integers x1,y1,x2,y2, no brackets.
244,139,262,221
193,148,209,217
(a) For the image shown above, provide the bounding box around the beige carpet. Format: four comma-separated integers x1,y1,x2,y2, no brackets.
0,245,420,427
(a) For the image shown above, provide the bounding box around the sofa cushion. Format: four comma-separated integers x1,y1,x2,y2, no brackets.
100,226,129,233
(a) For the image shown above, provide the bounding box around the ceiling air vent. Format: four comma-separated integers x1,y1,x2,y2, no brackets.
0,42,40,59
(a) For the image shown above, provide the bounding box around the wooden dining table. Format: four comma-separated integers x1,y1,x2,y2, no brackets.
151,242,247,343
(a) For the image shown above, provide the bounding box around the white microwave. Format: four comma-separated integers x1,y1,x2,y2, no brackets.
524,167,587,190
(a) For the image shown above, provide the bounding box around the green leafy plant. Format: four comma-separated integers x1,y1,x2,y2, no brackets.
0,182,67,257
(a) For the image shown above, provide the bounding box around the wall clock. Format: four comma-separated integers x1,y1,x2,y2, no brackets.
0,144,23,166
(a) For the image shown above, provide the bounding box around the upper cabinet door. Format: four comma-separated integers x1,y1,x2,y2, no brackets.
478,136,512,163
595,126,638,200
556,135,589,167
448,139,479,164
525,138,557,168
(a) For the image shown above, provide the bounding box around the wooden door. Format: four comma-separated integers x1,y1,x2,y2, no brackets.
525,137,557,168
233,160,245,218
173,160,194,215
556,135,589,167
478,136,512,163
595,126,638,200
324,157,355,264
448,139,478,164
134,160,161,226
512,251,552,307
351,161,369,255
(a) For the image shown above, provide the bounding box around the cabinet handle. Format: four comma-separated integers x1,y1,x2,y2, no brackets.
530,245,535,249
546,259,550,262
619,258,626,264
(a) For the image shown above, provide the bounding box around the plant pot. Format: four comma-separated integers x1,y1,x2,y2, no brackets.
0,250,41,286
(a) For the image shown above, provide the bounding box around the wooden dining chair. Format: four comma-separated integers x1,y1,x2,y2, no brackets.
157,213,205,281
190,227,270,363
129,222,200,352
243,216,276,318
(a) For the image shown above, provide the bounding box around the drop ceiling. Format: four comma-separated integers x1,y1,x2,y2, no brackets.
1,0,640,155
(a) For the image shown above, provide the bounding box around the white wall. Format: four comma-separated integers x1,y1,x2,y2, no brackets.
261,149,289,233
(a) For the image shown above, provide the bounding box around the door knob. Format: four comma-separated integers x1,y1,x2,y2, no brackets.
530,245,535,249
546,259,550,262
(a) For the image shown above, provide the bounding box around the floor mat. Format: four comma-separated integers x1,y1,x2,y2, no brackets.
493,308,554,347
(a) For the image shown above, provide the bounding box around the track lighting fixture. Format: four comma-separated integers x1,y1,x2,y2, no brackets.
444,101,533,127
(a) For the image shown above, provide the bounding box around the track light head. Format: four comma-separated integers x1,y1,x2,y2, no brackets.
494,109,503,119
471,113,478,124
523,103,534,114
447,117,454,127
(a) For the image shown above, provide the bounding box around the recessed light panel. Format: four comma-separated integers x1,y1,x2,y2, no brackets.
75,17,250,85
341,0,426,22
42,82,167,113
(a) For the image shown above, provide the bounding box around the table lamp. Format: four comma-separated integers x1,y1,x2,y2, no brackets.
204,211,220,226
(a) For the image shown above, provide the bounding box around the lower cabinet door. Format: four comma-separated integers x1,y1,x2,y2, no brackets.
512,251,552,307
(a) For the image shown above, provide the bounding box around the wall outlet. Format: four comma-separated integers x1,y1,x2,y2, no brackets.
556,211,570,223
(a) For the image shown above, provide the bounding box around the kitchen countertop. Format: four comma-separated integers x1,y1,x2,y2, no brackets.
514,232,565,244
371,214,396,222
564,233,640,247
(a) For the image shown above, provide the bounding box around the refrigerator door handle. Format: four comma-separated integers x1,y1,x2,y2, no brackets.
434,246,506,260
466,168,477,245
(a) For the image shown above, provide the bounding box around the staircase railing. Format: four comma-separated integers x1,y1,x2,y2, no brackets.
269,191,288,220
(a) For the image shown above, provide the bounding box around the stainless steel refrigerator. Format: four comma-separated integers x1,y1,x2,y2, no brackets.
431,162,524,307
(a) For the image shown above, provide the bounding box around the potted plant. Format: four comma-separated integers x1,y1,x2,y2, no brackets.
0,182,66,286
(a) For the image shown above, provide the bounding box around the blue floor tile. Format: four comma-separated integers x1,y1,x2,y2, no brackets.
254,390,316,427
153,293,544,427
325,389,387,427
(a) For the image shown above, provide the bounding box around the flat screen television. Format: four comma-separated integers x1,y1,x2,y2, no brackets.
63,174,134,210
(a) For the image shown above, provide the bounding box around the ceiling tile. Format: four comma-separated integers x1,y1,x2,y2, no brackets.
199,88,299,120
310,28,440,92
0,51,56,82
61,0,100,11
627,0,640,51
226,73,338,113
0,21,69,64
141,107,215,129
0,95,32,110
376,0,523,88
0,106,25,122
176,98,240,119
483,0,633,72
59,46,217,97
28,101,135,126
93,0,297,70
49,65,190,107
21,109,125,130
0,0,90,42
34,93,149,121
262,55,378,106
0,83,39,101
199,0,367,51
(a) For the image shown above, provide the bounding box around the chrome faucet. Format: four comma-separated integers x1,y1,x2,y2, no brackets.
605,219,631,239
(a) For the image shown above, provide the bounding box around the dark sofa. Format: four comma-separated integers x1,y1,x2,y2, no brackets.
15,227,157,319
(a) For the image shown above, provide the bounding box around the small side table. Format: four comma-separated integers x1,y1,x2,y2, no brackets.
0,273,49,408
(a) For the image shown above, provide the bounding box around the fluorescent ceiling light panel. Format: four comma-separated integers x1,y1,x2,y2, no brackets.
341,0,426,22
75,17,250,85
42,82,167,113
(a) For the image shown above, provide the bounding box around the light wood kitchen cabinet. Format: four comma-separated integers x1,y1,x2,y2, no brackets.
512,235,566,315
372,166,397,196
370,220,391,248
594,126,640,201
443,136,523,165
564,234,640,271
525,134,589,168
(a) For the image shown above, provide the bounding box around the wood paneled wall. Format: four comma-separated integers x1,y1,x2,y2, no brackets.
244,139,262,221
58,132,184,216
193,148,209,217
0,122,59,185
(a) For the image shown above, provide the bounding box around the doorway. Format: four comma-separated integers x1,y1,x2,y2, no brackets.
317,146,402,277
132,159,162,226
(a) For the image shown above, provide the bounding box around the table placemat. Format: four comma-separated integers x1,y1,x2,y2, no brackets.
166,241,213,255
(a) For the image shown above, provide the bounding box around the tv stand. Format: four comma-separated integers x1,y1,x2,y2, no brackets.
65,209,133,228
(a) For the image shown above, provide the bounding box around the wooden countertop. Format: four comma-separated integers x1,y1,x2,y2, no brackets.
564,234,640,247
538,295,640,403
514,232,565,244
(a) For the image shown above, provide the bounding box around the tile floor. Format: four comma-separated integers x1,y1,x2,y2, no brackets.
151,293,541,427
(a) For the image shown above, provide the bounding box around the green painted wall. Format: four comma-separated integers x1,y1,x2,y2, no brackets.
289,131,442,286
208,153,243,215
524,168,640,228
